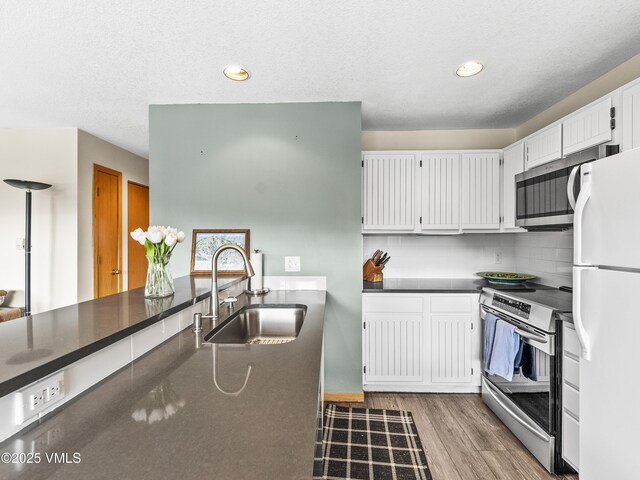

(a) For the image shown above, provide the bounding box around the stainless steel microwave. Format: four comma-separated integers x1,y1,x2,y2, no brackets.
515,145,618,230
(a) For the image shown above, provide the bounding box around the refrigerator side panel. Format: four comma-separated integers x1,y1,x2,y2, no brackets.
579,268,640,480
580,148,640,269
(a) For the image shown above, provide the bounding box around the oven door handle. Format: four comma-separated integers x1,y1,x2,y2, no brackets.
514,328,548,344
481,306,548,344
483,379,549,442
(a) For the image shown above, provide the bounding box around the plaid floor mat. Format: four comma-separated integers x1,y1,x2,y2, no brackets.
317,404,432,480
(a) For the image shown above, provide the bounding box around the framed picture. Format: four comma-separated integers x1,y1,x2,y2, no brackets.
190,229,251,275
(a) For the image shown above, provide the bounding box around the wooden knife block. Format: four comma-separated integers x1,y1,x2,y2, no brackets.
363,259,384,283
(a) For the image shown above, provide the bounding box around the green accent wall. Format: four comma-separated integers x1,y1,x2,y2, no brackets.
149,102,362,392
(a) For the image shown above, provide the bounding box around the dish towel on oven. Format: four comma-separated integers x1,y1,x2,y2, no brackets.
483,313,498,370
486,319,520,381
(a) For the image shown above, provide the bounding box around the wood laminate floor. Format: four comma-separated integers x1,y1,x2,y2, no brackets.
333,393,579,480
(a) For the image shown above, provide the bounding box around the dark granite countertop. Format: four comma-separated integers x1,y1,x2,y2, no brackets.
363,277,488,293
0,275,244,398
0,289,326,480
363,278,555,294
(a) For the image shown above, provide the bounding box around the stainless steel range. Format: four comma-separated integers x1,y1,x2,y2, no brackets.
480,286,573,474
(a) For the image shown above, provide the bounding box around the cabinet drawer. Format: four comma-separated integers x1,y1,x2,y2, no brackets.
563,383,579,419
563,354,580,389
430,295,473,314
364,295,423,314
562,411,580,471
563,324,581,359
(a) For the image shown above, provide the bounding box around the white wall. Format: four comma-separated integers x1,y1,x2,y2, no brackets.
514,231,573,288
363,234,518,278
0,128,78,313
77,130,148,302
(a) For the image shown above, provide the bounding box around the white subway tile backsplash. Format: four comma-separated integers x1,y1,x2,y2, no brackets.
364,230,574,288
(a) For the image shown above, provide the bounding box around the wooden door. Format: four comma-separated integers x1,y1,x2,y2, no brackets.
93,165,122,298
362,153,416,231
420,152,460,231
461,152,501,230
127,182,149,290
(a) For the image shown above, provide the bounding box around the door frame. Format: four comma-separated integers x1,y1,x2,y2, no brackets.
93,163,123,298
126,180,149,290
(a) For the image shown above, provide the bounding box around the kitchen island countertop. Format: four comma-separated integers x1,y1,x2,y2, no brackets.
0,289,326,480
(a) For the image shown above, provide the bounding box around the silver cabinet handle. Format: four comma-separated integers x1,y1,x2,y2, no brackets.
484,380,548,442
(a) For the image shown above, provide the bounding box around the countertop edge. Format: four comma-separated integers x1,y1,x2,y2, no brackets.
0,276,246,398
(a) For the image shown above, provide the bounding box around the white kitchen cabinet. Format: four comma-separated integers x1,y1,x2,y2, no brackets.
562,96,613,156
621,78,640,151
363,314,424,384
362,153,416,231
501,142,525,231
363,293,481,392
430,315,473,383
419,152,460,231
562,322,580,471
461,152,501,230
526,124,563,169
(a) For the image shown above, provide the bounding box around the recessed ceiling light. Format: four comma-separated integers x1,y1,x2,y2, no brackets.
456,61,484,77
223,65,250,81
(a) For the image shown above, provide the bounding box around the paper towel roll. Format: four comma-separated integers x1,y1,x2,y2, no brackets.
250,251,264,290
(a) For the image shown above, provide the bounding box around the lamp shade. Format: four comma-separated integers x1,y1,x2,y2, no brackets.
4,179,52,190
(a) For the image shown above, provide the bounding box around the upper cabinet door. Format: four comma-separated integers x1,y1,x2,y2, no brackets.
420,153,460,231
526,124,562,169
362,153,416,231
562,96,613,156
502,142,525,231
461,152,500,230
621,80,640,152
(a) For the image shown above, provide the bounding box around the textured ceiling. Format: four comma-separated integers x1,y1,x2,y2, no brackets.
1,1,640,157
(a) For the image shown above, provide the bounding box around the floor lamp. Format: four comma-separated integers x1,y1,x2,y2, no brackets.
3,179,52,316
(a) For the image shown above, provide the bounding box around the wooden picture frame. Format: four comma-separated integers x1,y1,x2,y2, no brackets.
190,229,251,275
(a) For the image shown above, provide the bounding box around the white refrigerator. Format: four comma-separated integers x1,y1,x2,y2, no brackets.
573,147,640,480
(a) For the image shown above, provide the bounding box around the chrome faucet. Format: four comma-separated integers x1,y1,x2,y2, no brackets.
193,244,255,333
210,244,254,318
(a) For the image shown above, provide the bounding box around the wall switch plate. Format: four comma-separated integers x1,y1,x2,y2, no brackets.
16,237,25,250
14,371,66,424
495,252,503,264
284,256,301,272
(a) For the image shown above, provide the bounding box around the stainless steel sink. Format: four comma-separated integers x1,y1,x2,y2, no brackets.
204,305,307,345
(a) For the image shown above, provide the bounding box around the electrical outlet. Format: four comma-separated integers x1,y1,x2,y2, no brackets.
30,391,45,409
15,372,66,424
495,252,503,264
284,256,301,272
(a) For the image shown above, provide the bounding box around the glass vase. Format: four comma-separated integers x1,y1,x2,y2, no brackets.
144,254,175,298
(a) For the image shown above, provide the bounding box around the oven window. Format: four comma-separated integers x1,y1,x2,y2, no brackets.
484,344,553,433
516,167,572,220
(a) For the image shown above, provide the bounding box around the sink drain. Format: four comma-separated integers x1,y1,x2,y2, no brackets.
247,338,294,345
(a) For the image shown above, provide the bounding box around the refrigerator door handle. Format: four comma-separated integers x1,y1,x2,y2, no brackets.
573,266,592,361
567,165,580,210
574,165,593,266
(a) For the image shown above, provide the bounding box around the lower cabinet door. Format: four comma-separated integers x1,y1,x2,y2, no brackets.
364,314,423,383
430,315,473,384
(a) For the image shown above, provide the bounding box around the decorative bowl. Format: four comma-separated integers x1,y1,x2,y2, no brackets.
476,272,537,285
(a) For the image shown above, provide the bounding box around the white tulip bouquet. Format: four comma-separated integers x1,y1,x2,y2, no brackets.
130,226,186,297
